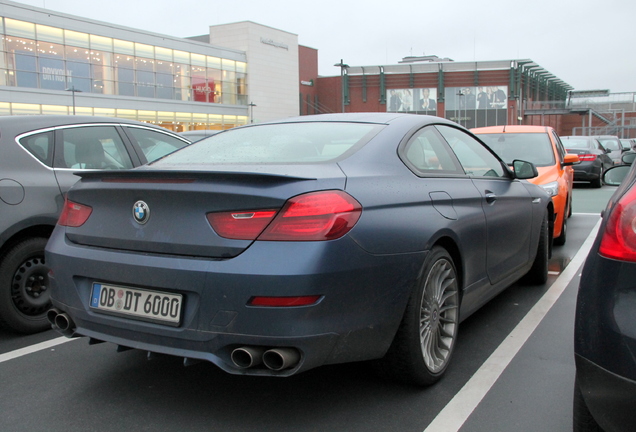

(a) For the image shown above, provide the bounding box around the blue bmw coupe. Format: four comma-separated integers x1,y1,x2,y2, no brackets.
45,113,551,385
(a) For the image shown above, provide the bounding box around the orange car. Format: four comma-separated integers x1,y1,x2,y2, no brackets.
472,125,578,245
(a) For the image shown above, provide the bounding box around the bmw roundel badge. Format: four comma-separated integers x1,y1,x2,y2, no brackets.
133,200,150,224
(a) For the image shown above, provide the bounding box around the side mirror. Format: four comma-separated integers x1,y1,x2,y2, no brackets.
622,151,636,165
512,159,538,179
563,153,580,166
604,165,632,186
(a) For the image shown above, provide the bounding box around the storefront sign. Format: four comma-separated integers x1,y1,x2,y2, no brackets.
260,37,288,50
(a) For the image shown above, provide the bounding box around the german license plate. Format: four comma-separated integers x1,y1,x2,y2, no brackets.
90,283,182,326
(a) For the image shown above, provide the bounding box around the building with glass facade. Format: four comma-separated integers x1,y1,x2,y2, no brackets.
0,0,262,131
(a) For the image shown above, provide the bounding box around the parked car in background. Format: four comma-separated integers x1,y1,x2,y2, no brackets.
620,138,636,151
594,135,624,165
179,129,221,142
0,115,190,334
573,151,636,432
561,135,613,188
472,125,578,246
45,113,551,385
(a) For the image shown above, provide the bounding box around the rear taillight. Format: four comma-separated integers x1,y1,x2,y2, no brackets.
599,187,636,261
207,190,362,241
58,198,92,227
577,154,597,161
206,210,278,240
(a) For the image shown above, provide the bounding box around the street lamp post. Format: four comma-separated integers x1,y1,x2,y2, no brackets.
248,102,257,123
334,59,349,113
65,86,82,115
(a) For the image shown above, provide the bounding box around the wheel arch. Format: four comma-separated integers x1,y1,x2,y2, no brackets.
0,225,55,261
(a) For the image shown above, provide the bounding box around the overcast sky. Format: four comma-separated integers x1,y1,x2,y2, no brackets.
12,0,636,93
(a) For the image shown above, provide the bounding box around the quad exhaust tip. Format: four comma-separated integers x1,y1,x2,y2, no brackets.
231,346,300,371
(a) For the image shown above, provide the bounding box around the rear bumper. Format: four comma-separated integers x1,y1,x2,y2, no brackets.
575,354,636,431
572,162,602,181
46,229,424,376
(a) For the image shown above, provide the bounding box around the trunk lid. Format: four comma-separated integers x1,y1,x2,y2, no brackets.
64,164,346,258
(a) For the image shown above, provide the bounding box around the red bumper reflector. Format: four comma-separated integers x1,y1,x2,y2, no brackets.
248,295,321,307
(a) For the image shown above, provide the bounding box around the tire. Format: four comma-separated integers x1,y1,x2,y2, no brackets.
573,377,603,432
378,246,460,386
591,177,602,188
554,213,567,246
0,237,52,334
524,211,549,285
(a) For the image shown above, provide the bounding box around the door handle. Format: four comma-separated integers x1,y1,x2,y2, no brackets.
485,192,497,204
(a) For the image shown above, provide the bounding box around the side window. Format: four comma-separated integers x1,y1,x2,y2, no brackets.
123,127,189,163
19,131,54,166
56,126,133,170
552,131,565,163
401,126,463,175
436,125,505,178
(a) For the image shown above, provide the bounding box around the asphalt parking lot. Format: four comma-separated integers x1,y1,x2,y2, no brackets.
0,184,616,432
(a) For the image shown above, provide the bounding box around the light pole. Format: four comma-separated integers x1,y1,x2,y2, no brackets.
248,101,257,123
334,59,349,113
65,86,82,115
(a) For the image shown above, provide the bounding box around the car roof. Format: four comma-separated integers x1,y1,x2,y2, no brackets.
472,125,552,134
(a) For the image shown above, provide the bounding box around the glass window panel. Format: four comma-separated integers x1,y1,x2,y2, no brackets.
5,19,35,38
65,46,90,62
20,130,54,165
90,51,112,68
74,106,93,116
156,72,173,87
135,56,154,72
64,30,89,48
66,77,91,93
94,107,116,117
0,102,10,115
66,61,91,78
11,103,40,114
125,126,189,162
191,53,205,67
117,82,134,96
207,56,221,69
173,50,189,64
113,39,134,55
135,43,154,58
93,79,115,95
39,57,66,90
236,61,246,73
176,112,192,123
60,126,133,169
158,111,175,122
6,37,37,56
155,60,172,74
41,104,68,115
116,109,137,119
155,46,173,61
37,41,64,59
236,116,248,126
15,71,37,88
221,59,235,71
36,24,64,43
90,35,112,51
156,87,174,100
13,51,36,71
192,113,207,124
116,66,134,83
137,110,157,122
114,54,134,70
209,114,222,126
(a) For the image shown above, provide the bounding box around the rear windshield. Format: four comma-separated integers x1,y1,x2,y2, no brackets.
563,138,591,149
477,133,555,167
152,122,383,165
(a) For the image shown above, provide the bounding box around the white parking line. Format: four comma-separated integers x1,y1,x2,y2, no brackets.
0,336,75,364
423,218,602,432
